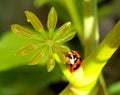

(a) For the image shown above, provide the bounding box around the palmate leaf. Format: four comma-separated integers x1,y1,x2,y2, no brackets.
10,7,76,72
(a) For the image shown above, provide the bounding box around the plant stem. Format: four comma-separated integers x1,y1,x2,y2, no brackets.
83,0,99,57
83,20,120,85
63,0,84,45
83,0,109,94
60,0,99,95
99,74,109,95
59,20,120,95
60,0,120,94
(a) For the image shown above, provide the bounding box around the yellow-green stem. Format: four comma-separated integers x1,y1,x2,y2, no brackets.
83,20,120,86
59,0,120,94
59,20,120,95
99,74,109,95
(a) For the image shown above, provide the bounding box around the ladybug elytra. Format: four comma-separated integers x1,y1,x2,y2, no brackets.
66,50,82,72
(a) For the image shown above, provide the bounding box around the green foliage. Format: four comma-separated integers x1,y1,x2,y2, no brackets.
108,81,120,95
34,0,49,7
0,33,31,71
0,32,63,95
0,0,120,95
0,65,62,95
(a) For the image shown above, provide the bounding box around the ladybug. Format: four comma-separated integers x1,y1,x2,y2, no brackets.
66,50,82,72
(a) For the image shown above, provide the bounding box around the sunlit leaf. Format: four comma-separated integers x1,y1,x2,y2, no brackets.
47,7,57,32
54,22,71,39
25,11,44,32
11,24,35,39
47,55,55,72
0,32,33,71
56,31,76,43
16,43,38,56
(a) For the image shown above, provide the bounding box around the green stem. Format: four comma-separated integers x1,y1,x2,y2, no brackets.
60,0,120,95
83,0,109,94
59,84,90,95
83,0,99,57
59,20,120,95
83,20,120,86
99,74,109,95
60,0,99,95
63,0,83,45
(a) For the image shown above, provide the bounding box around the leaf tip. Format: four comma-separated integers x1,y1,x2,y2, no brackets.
47,56,55,72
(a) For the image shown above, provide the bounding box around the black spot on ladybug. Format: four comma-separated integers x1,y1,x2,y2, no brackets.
79,57,82,62
73,64,80,70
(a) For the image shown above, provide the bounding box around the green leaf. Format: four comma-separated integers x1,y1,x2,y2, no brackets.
25,11,44,32
47,55,55,72
108,81,120,95
16,43,38,56
54,22,71,40
0,32,63,94
56,52,66,64
47,7,57,32
59,46,70,52
54,44,70,53
29,51,43,65
0,65,62,95
56,31,76,43
0,32,34,71
28,45,47,65
11,24,35,39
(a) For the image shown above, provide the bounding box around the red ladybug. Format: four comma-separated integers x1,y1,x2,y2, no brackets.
66,50,82,72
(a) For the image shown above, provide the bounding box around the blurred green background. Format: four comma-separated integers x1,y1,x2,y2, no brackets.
0,0,120,95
